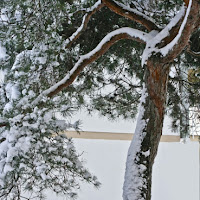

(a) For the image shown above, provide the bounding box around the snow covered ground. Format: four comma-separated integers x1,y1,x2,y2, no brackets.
44,139,199,200
44,112,199,200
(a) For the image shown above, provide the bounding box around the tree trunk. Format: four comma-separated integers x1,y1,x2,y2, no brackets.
123,59,170,200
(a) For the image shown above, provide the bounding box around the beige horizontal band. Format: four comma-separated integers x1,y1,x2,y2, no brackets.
62,131,199,142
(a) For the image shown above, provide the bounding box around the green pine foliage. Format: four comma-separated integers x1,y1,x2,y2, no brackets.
0,0,200,199
0,1,100,199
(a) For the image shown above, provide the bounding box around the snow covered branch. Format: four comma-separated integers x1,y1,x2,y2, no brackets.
162,0,200,62
102,0,160,31
66,0,104,48
32,27,149,105
159,0,192,56
141,4,186,65
186,46,200,57
142,0,200,65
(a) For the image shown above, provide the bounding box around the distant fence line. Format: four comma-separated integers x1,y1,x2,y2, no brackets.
62,131,200,142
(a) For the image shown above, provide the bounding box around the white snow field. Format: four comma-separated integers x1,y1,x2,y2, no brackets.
44,112,199,200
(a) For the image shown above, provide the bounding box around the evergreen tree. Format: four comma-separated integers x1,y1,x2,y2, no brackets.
0,1,100,199
0,0,200,199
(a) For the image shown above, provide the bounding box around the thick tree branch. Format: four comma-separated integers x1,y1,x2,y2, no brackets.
141,5,186,66
32,28,148,105
102,0,160,31
142,0,199,65
159,16,185,48
162,0,200,63
66,0,104,48
160,0,200,48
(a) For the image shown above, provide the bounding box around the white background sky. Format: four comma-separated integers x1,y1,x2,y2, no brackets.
45,111,199,200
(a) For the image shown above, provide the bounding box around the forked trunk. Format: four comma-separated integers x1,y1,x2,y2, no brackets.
123,59,170,200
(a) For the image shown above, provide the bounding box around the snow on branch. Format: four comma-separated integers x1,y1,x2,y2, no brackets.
141,1,193,66
142,0,200,66
162,0,200,64
102,0,160,31
159,0,192,56
66,0,104,48
123,84,149,200
186,48,200,57
0,118,9,128
32,27,149,106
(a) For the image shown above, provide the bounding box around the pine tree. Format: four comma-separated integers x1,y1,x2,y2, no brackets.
0,0,200,199
0,1,100,199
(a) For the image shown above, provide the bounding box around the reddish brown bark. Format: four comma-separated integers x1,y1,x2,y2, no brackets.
47,0,199,99
66,2,104,48
102,0,160,31
48,33,145,97
141,63,169,200
25,0,200,199
147,62,169,118
123,61,170,200
184,0,190,7
163,0,200,63
124,1,200,199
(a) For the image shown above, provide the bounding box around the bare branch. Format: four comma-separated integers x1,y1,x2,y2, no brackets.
32,27,148,105
102,0,160,31
0,123,8,128
0,118,9,128
66,0,104,48
186,46,200,57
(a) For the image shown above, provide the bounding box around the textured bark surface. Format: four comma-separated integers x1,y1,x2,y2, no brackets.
123,1,200,199
123,60,170,200
163,0,200,63
66,1,104,48
102,0,160,31
140,61,170,200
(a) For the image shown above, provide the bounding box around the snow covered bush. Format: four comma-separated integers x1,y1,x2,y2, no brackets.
0,0,100,199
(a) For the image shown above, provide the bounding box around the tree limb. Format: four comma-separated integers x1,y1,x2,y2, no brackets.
186,46,200,57
66,0,104,48
32,27,148,105
162,0,200,63
0,123,8,128
0,119,9,128
102,0,160,31
143,0,199,65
